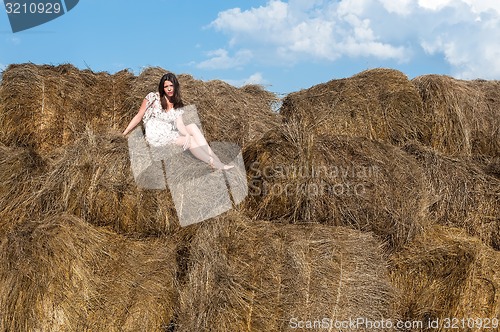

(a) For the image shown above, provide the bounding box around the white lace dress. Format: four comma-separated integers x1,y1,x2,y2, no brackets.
142,92,184,147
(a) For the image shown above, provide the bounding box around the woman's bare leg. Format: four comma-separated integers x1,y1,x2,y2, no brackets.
185,124,234,169
175,132,233,170
183,124,220,160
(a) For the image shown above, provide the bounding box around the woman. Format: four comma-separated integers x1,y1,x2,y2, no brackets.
122,73,233,170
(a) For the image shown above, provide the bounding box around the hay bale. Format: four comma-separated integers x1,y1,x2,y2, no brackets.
389,225,500,331
76,67,135,135
123,66,281,148
0,143,47,229
412,75,500,158
26,129,179,236
0,63,135,154
0,213,177,331
403,141,500,250
279,68,429,146
0,63,58,151
174,211,397,331
242,122,432,250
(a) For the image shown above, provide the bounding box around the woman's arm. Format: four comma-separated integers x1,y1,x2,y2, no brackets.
122,98,149,136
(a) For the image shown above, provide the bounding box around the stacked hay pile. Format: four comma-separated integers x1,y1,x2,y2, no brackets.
403,141,500,250
279,68,430,146
412,75,500,158
242,121,432,251
0,213,177,332
174,212,397,331
389,225,500,331
1,63,500,331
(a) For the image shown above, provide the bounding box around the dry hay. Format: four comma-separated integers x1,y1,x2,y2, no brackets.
403,141,500,250
0,143,47,229
242,121,432,251
174,211,397,332
279,68,430,146
0,213,177,332
472,155,500,180
411,75,500,158
389,225,500,331
0,63,135,154
125,66,280,148
483,157,500,179
23,129,180,236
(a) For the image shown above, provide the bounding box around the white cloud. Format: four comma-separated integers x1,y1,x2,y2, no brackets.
222,72,268,87
243,72,266,85
209,0,289,50
415,0,500,78
462,0,500,14
417,0,453,11
203,0,500,79
208,0,408,65
9,36,21,45
379,0,414,15
196,48,253,70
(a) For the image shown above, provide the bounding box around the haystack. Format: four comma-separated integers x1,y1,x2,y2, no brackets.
0,63,135,154
174,211,397,332
403,141,500,250
119,66,281,148
0,213,177,331
279,68,429,146
242,121,432,250
26,129,180,236
389,225,500,331
411,75,500,158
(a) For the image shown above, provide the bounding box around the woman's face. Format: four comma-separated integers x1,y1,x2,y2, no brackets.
164,80,174,97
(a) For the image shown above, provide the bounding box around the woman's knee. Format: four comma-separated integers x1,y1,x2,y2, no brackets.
186,123,200,134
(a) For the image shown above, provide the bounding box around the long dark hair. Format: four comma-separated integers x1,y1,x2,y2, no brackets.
158,72,184,109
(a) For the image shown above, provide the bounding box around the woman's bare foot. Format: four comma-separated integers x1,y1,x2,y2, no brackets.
221,164,234,170
210,158,234,170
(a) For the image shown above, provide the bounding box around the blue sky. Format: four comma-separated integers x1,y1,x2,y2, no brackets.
1,0,499,95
